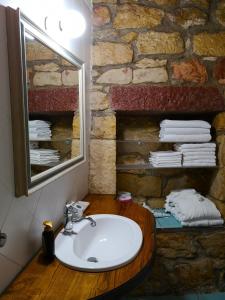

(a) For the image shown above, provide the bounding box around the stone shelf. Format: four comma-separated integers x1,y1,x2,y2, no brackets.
29,138,73,144
116,164,217,170
117,140,215,144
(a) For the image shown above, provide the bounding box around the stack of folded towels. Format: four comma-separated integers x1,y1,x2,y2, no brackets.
30,149,60,166
29,120,52,141
149,151,182,168
160,119,211,142
165,189,223,227
175,143,216,167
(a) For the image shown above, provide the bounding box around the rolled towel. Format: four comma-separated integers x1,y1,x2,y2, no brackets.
160,134,211,142
160,119,211,129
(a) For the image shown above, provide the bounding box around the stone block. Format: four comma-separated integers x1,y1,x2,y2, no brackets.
163,172,212,196
89,140,116,194
26,42,57,61
172,59,208,84
151,0,178,6
209,168,225,201
72,114,80,139
71,139,80,158
117,173,162,197
113,4,164,29
117,153,146,165
212,112,225,131
62,70,79,86
90,91,109,110
91,115,116,139
34,63,59,72
121,32,138,43
97,68,132,84
217,135,225,167
157,233,197,258
193,32,225,56
110,85,225,112
181,0,209,9
93,29,119,41
133,67,168,84
212,199,225,219
93,6,110,27
92,42,133,66
33,72,61,86
197,232,225,258
213,58,225,84
168,8,207,29
146,198,165,208
135,58,167,68
173,258,213,289
215,2,225,26
136,32,184,55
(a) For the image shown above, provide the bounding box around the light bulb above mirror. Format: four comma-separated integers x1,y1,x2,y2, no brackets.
44,10,86,39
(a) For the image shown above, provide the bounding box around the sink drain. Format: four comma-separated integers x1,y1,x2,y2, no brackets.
87,257,98,263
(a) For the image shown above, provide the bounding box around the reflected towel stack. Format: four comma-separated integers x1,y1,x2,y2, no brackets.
30,149,60,166
165,189,223,227
29,120,52,141
160,119,211,142
175,143,216,167
149,151,182,168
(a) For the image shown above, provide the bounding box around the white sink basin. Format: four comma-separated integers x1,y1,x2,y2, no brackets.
55,214,143,272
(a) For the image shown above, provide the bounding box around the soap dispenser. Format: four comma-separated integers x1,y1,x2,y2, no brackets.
42,220,55,261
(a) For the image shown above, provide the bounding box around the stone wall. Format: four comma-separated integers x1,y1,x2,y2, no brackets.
90,0,225,199
90,1,225,296
130,229,225,296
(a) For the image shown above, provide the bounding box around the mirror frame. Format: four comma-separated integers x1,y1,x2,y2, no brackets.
6,7,86,197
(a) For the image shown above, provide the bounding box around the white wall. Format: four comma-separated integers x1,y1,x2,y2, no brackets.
0,0,91,293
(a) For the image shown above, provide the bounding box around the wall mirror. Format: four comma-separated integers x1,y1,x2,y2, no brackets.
6,7,85,197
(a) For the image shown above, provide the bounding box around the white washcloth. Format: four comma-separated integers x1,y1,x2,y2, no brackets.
160,119,211,129
183,154,216,159
160,134,211,142
161,128,210,135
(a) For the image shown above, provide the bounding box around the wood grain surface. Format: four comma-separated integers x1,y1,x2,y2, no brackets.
1,195,155,300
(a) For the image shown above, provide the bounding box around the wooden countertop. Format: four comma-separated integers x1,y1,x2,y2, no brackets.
1,195,155,300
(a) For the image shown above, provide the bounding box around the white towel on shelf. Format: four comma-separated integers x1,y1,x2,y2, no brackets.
181,219,224,227
175,143,216,150
183,154,216,159
150,151,182,157
183,162,216,167
161,128,210,135
160,119,211,129
165,189,222,225
160,134,211,142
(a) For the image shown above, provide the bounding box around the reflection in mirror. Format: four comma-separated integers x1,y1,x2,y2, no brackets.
25,31,81,179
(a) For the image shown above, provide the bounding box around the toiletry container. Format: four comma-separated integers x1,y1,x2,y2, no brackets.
42,220,55,260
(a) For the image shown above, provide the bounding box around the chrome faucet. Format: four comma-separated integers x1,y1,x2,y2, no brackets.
63,202,96,235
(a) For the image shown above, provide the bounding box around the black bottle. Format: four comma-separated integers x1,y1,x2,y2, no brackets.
42,220,55,261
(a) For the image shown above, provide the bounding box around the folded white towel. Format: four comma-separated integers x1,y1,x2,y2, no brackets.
150,163,182,168
175,143,216,150
183,162,216,167
183,154,216,159
160,119,211,129
150,151,182,157
181,219,224,227
160,134,211,142
161,128,210,135
165,190,221,222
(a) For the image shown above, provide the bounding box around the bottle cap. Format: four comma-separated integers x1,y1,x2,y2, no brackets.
43,220,53,230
